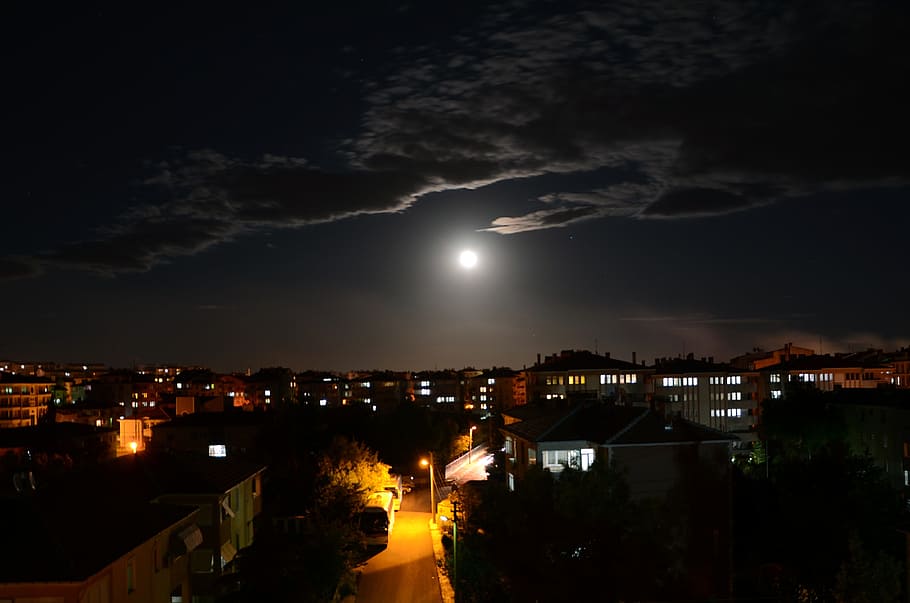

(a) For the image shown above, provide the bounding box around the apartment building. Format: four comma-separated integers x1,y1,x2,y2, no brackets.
0,495,201,603
466,367,524,415
761,355,893,401
650,355,759,451
524,350,651,406
0,373,53,428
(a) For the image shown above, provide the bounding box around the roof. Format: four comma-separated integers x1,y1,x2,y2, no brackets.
0,422,117,449
502,402,736,446
528,350,639,372
153,409,269,428
765,355,890,371
52,451,266,499
0,373,53,384
650,355,735,374
479,367,519,378
0,494,196,582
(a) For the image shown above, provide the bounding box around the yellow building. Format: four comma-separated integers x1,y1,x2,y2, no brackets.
0,373,52,428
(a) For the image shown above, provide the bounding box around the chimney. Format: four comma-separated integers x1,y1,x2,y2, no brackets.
537,353,541,366
605,352,610,359
632,351,637,365
708,356,714,363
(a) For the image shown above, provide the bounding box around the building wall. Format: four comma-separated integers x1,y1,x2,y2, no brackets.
651,372,758,449
0,378,52,428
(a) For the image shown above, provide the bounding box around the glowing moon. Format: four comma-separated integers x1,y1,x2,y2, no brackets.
458,249,478,269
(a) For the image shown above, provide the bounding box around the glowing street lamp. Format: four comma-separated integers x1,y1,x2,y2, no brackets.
129,441,138,454
420,452,436,526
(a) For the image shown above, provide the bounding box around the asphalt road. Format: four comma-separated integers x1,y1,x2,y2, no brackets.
355,489,443,603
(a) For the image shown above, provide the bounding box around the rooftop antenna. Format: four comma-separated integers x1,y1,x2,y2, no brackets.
594,338,598,355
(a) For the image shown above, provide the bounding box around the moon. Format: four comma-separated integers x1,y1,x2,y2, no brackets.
458,249,478,269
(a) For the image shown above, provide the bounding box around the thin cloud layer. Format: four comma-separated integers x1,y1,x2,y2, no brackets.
2,0,906,278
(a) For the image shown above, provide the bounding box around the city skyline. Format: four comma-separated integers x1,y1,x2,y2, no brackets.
3,2,908,373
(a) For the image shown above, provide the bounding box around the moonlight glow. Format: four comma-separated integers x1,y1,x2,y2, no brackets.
458,250,478,269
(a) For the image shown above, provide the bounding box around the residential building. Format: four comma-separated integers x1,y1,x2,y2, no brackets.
345,370,410,412
0,494,201,603
524,349,651,406
729,342,816,370
760,354,893,401
149,411,269,459
0,373,53,428
297,370,344,407
500,400,735,599
834,388,910,497
0,422,118,473
410,369,461,407
48,452,266,603
650,354,759,452
467,367,524,415
500,401,736,495
246,367,298,408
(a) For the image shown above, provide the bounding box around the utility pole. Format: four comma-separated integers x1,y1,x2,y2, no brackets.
452,499,459,602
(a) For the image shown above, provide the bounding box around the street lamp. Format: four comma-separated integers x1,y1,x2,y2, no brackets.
469,425,477,463
420,452,436,526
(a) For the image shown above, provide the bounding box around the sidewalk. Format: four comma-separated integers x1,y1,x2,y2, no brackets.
429,520,455,603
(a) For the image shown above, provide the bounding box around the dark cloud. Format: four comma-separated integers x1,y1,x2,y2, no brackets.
0,257,42,281
639,188,771,219
3,0,906,275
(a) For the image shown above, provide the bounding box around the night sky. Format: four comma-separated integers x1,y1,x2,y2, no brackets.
3,1,908,373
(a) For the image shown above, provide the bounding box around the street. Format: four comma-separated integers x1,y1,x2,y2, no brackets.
355,490,443,603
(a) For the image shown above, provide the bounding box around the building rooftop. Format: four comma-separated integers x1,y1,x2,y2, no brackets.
50,451,266,500
503,402,736,446
0,494,196,582
528,350,640,372
766,355,890,371
650,354,735,374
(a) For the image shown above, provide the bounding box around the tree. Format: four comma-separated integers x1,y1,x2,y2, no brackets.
761,382,847,462
833,531,902,603
314,435,391,519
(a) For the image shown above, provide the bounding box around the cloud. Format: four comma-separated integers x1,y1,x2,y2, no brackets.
2,0,906,277
353,0,908,231
2,151,433,279
0,257,42,280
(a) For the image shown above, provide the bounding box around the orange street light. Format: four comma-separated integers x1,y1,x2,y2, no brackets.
420,453,436,526
129,441,138,454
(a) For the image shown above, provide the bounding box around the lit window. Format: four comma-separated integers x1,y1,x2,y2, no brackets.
771,390,782,399
209,444,227,458
726,375,742,385
728,392,742,401
319,399,327,407
419,388,431,396
488,378,495,385
265,389,271,396
770,373,781,383
420,380,430,387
